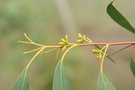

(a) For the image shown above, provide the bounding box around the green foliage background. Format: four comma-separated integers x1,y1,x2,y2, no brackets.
0,0,135,90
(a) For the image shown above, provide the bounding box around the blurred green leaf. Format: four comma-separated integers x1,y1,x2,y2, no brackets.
107,1,135,34
130,58,135,76
53,60,71,90
13,68,29,90
98,71,116,90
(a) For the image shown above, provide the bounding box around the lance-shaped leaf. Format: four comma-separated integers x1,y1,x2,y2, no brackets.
130,58,135,76
53,60,71,90
13,68,29,90
107,1,135,34
98,72,116,90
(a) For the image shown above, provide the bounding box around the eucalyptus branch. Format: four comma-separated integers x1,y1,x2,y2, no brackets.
13,0,135,89
18,33,135,56
34,42,135,48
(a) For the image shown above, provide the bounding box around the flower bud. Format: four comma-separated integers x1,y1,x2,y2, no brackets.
96,54,102,60
92,49,100,54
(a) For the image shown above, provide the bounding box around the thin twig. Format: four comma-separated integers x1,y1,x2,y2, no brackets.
130,45,135,57
106,44,134,56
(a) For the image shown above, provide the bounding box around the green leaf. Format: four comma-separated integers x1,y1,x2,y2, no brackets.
107,1,135,34
130,58,135,76
53,60,71,90
95,45,115,63
98,72,116,90
13,68,29,90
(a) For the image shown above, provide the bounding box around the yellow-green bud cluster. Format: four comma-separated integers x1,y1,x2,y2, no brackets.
92,49,102,60
58,35,70,50
76,33,92,43
59,35,69,46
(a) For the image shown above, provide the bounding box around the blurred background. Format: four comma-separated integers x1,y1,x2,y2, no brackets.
0,0,135,90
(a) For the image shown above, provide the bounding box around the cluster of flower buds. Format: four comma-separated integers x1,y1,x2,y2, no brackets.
59,35,69,45
92,49,102,60
76,33,92,43
59,35,71,50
